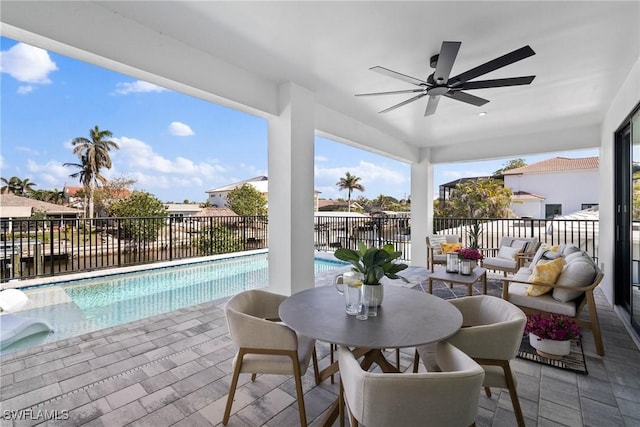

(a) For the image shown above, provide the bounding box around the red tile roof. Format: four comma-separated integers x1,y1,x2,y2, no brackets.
502,157,599,175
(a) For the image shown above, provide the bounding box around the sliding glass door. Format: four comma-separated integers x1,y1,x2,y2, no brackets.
615,106,640,334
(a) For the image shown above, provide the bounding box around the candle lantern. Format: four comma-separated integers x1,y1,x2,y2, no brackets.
460,259,472,275
446,252,459,273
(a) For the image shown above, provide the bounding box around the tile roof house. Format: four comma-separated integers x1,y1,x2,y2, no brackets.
501,156,599,218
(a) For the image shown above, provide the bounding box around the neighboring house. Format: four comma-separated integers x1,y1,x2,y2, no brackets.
0,194,83,232
0,194,82,219
317,199,359,212
63,185,84,209
206,176,269,208
164,203,203,222
437,157,599,218
206,176,321,210
502,157,599,218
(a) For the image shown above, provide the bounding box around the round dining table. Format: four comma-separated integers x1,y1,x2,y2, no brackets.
279,285,463,427
279,285,462,350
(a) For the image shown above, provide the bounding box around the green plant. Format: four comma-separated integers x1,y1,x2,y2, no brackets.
466,222,483,249
334,243,408,285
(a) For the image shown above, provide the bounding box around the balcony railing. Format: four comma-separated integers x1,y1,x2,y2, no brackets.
0,215,598,282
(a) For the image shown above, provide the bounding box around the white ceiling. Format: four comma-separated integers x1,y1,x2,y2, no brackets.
2,1,639,164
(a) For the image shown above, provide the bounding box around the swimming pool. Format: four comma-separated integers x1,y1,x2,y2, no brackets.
1,253,347,354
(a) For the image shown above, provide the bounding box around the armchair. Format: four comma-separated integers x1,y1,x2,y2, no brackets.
222,289,319,426
426,234,460,272
416,295,527,427
481,237,540,276
338,342,484,427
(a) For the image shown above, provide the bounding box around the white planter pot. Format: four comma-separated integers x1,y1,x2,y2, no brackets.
529,333,571,359
362,284,384,306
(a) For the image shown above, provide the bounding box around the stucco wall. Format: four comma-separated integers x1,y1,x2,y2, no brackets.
505,170,599,217
600,56,640,304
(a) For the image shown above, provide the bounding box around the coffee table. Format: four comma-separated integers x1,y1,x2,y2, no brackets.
426,266,488,296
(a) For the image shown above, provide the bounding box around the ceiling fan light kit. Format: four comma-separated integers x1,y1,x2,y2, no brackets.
356,41,536,116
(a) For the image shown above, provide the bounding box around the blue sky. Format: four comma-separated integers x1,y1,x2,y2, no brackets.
1,37,597,203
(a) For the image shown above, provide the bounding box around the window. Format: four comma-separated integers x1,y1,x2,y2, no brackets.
545,204,562,218
581,203,599,210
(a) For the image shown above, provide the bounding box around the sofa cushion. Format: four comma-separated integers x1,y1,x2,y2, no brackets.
497,245,521,260
552,259,597,302
559,244,582,257
527,258,565,296
483,256,518,270
507,283,577,317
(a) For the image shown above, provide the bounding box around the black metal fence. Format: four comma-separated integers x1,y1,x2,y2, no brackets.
0,215,598,282
0,216,268,282
433,217,599,261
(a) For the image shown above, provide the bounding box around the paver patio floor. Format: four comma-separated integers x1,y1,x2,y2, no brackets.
1,267,639,426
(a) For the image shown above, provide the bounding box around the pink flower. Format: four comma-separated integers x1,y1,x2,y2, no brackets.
525,313,581,342
455,247,483,261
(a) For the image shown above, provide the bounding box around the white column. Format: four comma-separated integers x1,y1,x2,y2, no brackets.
267,82,315,296
410,157,433,267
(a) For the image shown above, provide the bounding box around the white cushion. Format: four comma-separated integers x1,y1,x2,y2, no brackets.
552,259,597,302
0,289,29,312
497,245,521,260
507,283,576,316
483,256,518,270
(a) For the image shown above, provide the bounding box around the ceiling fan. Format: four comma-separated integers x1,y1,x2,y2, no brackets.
355,41,536,116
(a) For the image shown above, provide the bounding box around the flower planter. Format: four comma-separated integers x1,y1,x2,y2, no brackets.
529,333,571,359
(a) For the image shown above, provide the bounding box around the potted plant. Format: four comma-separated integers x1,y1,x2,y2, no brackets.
456,247,484,272
334,243,408,307
525,313,581,359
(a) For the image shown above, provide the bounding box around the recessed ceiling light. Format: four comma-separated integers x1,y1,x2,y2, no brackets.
478,111,488,117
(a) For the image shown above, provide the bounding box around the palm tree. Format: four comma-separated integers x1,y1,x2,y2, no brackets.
64,154,106,217
68,125,119,218
1,176,36,196
1,176,21,194
18,178,37,196
336,172,365,212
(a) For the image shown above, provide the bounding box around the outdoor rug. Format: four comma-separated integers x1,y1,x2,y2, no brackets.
517,333,588,374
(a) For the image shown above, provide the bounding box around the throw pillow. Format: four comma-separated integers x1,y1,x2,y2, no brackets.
527,257,566,296
497,245,521,260
429,235,448,254
440,242,462,254
553,258,597,302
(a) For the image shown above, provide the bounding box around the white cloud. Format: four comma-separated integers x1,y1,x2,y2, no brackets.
17,85,34,95
26,159,72,187
113,80,168,95
168,121,195,136
0,43,57,85
112,136,225,177
315,160,408,199
315,155,328,162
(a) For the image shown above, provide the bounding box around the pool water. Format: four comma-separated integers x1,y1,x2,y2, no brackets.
1,254,346,354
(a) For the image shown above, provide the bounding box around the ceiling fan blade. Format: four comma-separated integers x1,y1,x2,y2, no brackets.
379,93,427,113
455,76,536,90
370,66,427,86
443,90,489,106
448,45,536,86
432,41,461,84
424,95,440,116
355,88,426,97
